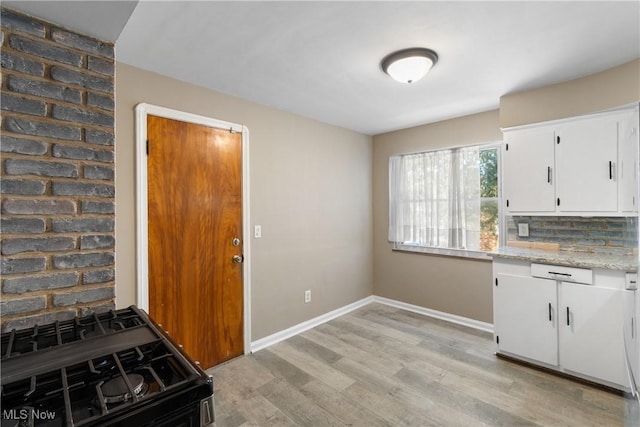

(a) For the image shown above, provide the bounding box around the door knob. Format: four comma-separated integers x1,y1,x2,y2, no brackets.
232,254,244,264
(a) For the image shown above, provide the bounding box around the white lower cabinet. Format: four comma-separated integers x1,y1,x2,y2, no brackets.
494,273,558,366
559,282,626,386
493,259,628,390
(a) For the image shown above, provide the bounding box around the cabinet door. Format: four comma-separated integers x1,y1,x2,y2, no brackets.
556,117,618,212
559,282,626,386
495,273,558,366
619,112,639,213
623,289,638,392
502,127,556,213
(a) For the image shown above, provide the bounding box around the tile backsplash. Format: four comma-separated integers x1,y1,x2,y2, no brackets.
506,216,638,254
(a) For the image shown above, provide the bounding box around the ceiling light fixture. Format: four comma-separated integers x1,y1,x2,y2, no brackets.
381,48,438,84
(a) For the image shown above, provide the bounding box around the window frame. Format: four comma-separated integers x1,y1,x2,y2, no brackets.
390,141,502,260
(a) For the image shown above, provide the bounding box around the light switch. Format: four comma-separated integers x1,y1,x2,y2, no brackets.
254,225,262,238
518,223,529,237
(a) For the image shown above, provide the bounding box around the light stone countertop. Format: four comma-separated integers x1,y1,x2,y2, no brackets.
490,246,638,271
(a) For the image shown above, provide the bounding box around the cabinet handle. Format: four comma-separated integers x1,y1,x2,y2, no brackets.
548,303,552,321
566,307,570,326
547,166,552,184
548,271,572,278
609,161,613,180
633,318,635,339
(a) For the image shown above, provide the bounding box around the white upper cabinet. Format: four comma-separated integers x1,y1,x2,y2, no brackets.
503,127,555,213
501,106,639,216
555,116,618,213
620,111,640,212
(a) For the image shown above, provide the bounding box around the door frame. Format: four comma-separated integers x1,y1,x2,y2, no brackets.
134,103,251,355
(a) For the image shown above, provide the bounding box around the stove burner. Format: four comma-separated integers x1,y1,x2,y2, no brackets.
101,373,148,404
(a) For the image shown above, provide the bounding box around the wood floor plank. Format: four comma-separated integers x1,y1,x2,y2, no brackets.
270,340,355,392
209,303,635,427
285,334,343,364
299,379,393,427
252,348,314,389
305,326,403,376
258,378,344,427
505,376,627,426
212,392,249,427
437,369,575,426
341,380,438,426
212,358,300,427
213,354,276,389
360,306,495,359
332,355,406,394
339,311,424,346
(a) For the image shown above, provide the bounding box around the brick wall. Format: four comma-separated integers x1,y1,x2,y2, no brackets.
507,216,638,253
0,9,115,331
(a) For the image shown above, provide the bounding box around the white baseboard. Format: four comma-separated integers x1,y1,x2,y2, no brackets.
372,296,494,333
249,295,493,353
250,296,375,353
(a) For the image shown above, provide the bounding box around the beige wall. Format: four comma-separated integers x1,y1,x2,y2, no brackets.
372,110,502,323
500,59,640,128
115,63,373,341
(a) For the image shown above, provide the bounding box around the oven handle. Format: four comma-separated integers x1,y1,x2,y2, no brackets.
201,394,215,426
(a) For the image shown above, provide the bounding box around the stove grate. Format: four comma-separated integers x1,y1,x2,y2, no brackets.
1,308,147,360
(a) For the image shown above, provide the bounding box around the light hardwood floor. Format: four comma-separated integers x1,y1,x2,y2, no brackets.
208,303,639,426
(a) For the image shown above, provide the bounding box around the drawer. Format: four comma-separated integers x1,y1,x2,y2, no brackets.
531,263,593,285
626,273,638,290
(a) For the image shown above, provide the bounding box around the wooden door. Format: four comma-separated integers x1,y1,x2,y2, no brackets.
147,115,243,369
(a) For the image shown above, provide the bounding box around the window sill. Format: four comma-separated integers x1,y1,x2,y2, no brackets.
392,244,493,261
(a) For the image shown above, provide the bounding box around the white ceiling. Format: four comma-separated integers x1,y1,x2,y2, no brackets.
5,1,640,135
3,1,138,42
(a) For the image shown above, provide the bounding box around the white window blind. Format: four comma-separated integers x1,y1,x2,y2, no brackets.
389,145,493,252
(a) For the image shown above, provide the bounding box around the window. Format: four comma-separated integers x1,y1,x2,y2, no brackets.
389,143,500,256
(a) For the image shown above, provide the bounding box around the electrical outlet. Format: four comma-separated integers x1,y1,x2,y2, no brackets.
518,222,529,237
304,290,311,303
254,225,262,238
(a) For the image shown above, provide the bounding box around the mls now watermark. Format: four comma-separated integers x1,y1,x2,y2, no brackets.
2,407,56,422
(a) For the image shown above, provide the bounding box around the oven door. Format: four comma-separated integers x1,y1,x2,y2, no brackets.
96,382,214,427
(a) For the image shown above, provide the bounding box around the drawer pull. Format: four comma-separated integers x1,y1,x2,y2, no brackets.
549,271,572,277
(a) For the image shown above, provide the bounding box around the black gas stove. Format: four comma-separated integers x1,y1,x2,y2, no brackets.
1,306,215,427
